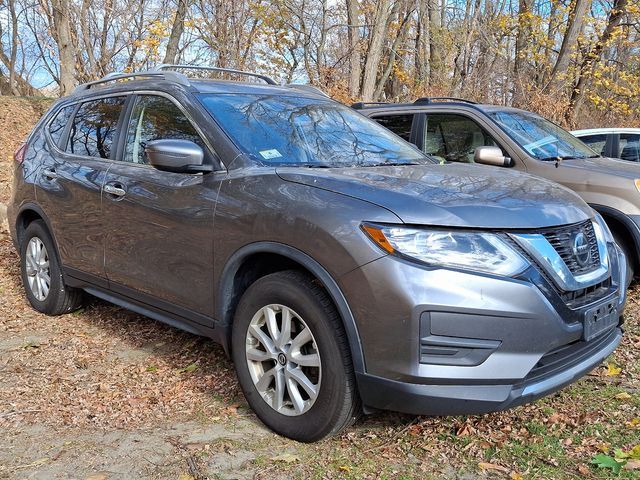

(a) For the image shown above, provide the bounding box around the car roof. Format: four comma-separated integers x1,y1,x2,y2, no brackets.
571,128,640,136
66,67,329,103
352,99,533,116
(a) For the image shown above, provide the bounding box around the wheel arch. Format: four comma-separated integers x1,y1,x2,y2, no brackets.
217,242,365,374
14,202,56,246
591,204,640,272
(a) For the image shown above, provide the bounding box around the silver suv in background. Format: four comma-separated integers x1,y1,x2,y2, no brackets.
572,128,640,163
8,68,627,441
356,98,640,278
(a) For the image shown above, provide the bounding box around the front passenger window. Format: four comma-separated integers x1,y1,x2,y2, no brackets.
124,95,205,164
423,114,500,164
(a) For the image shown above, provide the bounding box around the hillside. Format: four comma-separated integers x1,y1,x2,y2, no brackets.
0,96,53,204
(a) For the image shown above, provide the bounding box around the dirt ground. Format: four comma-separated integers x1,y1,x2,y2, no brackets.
0,97,638,479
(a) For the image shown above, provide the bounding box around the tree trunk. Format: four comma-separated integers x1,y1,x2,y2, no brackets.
360,0,392,100
346,0,361,97
427,0,441,86
566,0,627,123
50,0,76,95
550,0,592,83
163,0,188,64
415,0,430,87
513,0,532,105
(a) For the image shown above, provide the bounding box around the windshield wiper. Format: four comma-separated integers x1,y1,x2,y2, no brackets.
362,162,421,167
539,155,587,161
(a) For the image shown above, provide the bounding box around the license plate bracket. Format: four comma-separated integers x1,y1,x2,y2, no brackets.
583,299,618,341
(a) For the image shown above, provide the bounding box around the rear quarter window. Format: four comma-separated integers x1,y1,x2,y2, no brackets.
48,104,76,148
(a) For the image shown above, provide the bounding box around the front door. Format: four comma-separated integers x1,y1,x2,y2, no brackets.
102,93,222,321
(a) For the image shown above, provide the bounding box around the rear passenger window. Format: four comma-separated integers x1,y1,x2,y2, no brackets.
48,104,76,148
579,134,607,156
124,95,204,164
373,114,414,141
67,97,126,158
619,134,640,162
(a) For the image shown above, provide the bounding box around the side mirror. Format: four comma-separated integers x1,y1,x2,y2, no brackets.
474,146,513,167
145,139,210,173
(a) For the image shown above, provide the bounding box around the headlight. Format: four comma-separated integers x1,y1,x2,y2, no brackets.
362,223,528,276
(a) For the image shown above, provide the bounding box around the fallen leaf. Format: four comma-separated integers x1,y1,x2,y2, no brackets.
177,474,196,480
478,462,510,473
577,464,590,475
615,392,632,400
510,472,523,480
624,459,640,470
178,363,198,373
591,453,625,474
271,453,300,464
626,418,640,428
85,474,108,480
606,363,622,376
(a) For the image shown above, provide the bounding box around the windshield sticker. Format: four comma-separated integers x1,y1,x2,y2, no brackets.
259,149,283,160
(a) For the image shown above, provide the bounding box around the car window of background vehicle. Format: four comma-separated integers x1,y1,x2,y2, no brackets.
619,134,640,162
423,113,499,163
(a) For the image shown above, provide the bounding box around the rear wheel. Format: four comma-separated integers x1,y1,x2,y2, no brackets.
19,220,83,315
231,270,360,442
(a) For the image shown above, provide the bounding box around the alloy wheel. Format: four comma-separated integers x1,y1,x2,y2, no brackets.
25,237,50,301
245,304,321,416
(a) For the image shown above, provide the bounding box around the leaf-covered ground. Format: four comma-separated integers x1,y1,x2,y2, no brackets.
0,97,638,479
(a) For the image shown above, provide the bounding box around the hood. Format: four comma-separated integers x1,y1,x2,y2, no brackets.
276,163,593,229
560,156,640,179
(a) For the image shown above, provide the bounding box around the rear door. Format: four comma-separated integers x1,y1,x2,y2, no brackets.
102,93,222,321
35,96,127,283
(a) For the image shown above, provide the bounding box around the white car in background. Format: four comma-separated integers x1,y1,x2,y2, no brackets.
572,128,640,163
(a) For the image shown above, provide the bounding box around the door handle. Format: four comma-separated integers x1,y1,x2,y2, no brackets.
42,168,58,180
104,184,126,198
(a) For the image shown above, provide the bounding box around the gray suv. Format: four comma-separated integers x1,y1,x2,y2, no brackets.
8,67,626,442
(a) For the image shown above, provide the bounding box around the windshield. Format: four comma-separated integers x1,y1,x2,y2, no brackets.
198,93,432,167
488,110,598,161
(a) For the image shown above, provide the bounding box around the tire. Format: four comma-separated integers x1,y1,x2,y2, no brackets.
19,220,83,315
231,270,360,442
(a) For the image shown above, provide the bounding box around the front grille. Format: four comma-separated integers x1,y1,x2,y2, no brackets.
522,327,617,385
541,220,600,275
561,277,613,309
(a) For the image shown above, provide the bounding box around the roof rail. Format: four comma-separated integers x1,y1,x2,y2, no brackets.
351,101,390,109
413,97,478,105
285,84,329,97
152,64,278,85
73,71,189,94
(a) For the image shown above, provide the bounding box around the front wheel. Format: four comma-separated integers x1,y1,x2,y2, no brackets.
231,270,360,442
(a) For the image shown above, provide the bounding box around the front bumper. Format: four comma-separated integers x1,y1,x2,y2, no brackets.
356,328,621,415
340,242,626,415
